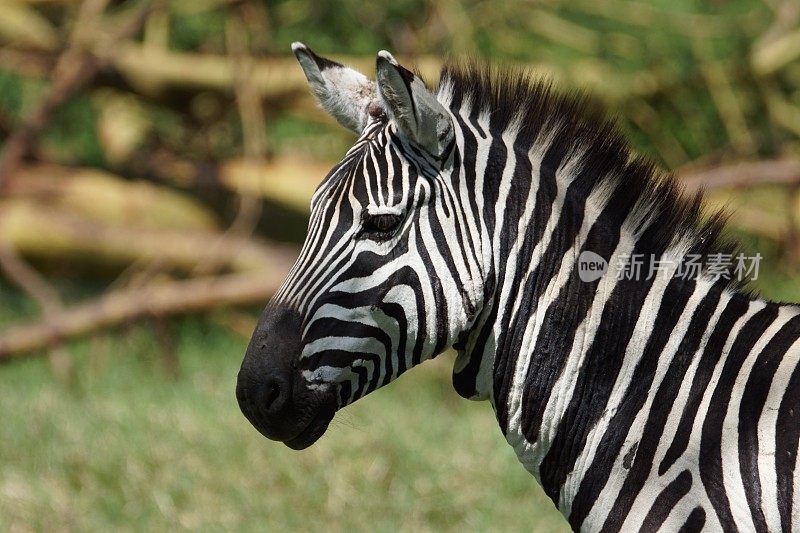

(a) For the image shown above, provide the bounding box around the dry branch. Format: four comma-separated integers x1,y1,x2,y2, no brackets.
0,0,60,50
108,44,667,102
679,159,800,192
752,28,800,76
0,161,314,274
0,163,294,273
0,200,286,272
0,265,295,360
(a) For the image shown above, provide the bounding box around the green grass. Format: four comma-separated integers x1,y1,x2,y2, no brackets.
0,316,567,531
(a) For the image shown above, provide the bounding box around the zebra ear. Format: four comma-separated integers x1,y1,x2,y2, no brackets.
375,51,453,156
292,42,377,133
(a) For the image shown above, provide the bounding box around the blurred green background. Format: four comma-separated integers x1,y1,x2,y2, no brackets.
1,0,800,530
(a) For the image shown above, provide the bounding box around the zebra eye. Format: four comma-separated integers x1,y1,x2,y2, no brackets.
363,213,402,236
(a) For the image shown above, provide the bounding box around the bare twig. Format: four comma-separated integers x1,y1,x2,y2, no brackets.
0,246,62,313
0,245,72,378
215,13,265,241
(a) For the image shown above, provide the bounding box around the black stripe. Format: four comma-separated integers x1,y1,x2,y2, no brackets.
699,304,779,531
445,149,480,277
452,116,482,255
678,507,706,533
304,47,344,71
480,122,506,240
305,349,381,374
415,223,449,361
449,115,490,398
423,182,469,313
338,380,351,406
290,178,349,296
638,470,693,532
777,356,800,532
351,364,370,403
306,265,425,380
377,301,407,385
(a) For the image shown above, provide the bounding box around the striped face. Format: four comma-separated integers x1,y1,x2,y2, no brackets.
236,44,479,449
276,119,469,400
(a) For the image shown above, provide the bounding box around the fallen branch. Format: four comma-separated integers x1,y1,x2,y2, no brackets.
752,27,800,76
0,199,288,273
0,265,295,361
678,159,800,192
6,163,218,230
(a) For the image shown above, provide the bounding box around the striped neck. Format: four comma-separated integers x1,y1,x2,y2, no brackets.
439,65,756,524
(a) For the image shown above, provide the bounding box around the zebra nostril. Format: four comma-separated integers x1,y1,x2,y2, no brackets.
262,376,289,414
266,381,281,409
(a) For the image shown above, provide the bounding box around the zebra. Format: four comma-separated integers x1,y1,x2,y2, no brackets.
235,42,800,532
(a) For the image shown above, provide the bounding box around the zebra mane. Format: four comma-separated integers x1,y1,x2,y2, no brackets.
436,61,749,292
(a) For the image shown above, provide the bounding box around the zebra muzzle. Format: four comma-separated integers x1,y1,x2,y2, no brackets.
236,304,337,449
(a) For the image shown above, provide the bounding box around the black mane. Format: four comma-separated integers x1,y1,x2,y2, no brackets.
437,61,748,293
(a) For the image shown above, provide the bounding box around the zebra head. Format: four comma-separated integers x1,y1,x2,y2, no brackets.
236,44,484,449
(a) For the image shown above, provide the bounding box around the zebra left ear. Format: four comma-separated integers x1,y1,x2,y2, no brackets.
376,51,454,157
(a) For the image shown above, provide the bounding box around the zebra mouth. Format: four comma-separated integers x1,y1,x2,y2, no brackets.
284,407,335,450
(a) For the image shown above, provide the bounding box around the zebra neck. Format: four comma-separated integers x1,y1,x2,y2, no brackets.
449,124,731,513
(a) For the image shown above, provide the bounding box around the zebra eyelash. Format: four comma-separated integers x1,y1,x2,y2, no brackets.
358,209,405,241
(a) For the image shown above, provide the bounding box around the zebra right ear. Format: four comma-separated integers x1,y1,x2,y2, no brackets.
375,50,454,157
292,42,377,133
